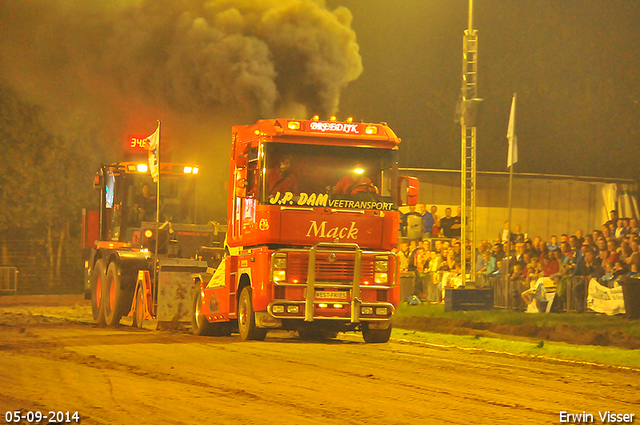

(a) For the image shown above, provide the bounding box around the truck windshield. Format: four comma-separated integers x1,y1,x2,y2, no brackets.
126,173,197,226
260,143,397,210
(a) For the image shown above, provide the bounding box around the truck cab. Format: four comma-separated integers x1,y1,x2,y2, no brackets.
193,118,417,342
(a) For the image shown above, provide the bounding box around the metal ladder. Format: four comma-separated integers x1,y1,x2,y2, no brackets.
460,29,478,283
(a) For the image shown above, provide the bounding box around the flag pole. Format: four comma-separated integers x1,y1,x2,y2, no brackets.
504,94,517,306
154,120,161,297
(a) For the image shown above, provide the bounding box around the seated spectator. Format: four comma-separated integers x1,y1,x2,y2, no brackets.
417,248,431,274
524,238,534,256
477,251,497,276
532,236,542,258
607,240,619,263
620,241,634,266
584,234,596,251
542,250,560,277
510,263,526,308
592,230,603,244
523,256,542,285
510,263,524,281
601,261,617,287
428,251,443,272
608,222,616,238
475,241,488,273
614,219,628,239
491,260,503,276
440,247,460,274
492,242,506,262
573,249,603,313
521,277,555,311
612,260,626,276
512,242,527,271
597,247,610,265
559,242,576,275
422,239,431,253
628,237,640,270
629,218,640,236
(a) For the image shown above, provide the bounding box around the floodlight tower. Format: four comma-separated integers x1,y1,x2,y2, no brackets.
459,0,481,284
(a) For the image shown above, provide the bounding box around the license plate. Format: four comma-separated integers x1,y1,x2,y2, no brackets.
315,291,348,300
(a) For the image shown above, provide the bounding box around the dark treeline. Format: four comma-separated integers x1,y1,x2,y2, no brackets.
0,85,102,293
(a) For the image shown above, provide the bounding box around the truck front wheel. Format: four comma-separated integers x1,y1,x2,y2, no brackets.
238,287,267,341
90,259,107,325
362,323,392,343
191,289,217,336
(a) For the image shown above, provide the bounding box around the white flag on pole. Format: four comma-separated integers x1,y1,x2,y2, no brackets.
507,93,518,168
146,123,160,182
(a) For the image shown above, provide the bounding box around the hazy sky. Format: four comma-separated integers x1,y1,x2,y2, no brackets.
326,0,640,180
1,0,638,184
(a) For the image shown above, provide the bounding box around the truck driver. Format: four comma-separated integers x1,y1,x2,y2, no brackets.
334,163,378,195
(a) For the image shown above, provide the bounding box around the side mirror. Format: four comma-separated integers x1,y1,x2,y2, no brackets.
235,167,247,198
93,174,103,190
398,176,419,206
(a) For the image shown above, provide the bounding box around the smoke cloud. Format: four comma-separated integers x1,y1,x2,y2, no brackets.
0,0,362,219
0,0,362,120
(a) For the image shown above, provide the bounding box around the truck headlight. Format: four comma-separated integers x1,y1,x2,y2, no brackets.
273,257,287,269
374,260,389,272
374,272,388,284
361,307,373,315
273,270,286,282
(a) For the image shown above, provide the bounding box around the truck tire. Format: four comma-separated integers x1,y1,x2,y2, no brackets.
238,287,267,341
103,262,126,327
133,284,145,329
362,323,392,343
90,259,107,325
191,289,216,336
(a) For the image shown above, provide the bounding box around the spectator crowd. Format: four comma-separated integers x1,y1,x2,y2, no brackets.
396,206,640,311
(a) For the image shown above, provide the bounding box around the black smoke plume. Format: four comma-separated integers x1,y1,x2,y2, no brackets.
0,0,362,219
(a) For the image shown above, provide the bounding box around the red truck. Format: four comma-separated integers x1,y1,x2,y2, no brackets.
191,118,418,342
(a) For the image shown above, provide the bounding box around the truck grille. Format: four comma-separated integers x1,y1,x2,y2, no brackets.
287,253,375,284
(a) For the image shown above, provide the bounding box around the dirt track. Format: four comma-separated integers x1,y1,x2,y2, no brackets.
0,295,638,424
